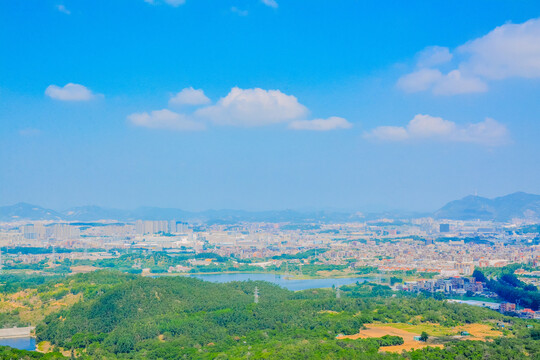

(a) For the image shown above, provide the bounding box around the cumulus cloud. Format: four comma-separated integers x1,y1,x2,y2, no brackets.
130,87,349,132
454,118,509,145
128,109,205,131
365,114,509,146
397,17,540,95
398,68,487,95
397,68,443,93
45,83,99,101
56,4,70,14
288,117,352,131
458,18,540,79
261,0,278,8
196,87,308,127
416,46,453,68
169,87,210,106
431,70,488,95
406,114,456,138
367,126,409,142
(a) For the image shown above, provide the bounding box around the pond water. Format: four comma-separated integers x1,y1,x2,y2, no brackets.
189,273,373,291
0,337,36,351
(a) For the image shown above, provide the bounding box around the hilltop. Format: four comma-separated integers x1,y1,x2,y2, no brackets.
435,192,540,221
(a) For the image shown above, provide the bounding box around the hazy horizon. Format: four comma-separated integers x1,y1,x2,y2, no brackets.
2,189,538,215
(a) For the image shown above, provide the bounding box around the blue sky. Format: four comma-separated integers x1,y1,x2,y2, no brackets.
1,0,540,212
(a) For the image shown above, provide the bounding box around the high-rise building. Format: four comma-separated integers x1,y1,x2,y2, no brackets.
169,220,177,233
440,224,450,233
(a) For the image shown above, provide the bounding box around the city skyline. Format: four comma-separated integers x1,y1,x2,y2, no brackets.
2,1,540,211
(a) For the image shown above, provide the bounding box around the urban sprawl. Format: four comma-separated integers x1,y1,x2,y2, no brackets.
1,217,539,320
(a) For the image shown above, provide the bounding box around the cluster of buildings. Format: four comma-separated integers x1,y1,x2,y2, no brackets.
0,217,537,277
401,277,540,320
398,276,484,294
0,216,538,320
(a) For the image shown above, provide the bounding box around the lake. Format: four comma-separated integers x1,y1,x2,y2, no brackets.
189,273,373,291
0,337,36,351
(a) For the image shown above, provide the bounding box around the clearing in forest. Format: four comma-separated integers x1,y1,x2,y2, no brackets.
336,322,504,352
336,324,443,352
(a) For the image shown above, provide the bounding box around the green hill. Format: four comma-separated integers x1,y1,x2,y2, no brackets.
30,273,540,359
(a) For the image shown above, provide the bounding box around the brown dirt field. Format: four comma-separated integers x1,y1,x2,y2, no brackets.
336,325,443,353
37,341,72,357
456,323,502,340
0,292,82,325
8,289,34,301
70,265,101,273
316,270,352,277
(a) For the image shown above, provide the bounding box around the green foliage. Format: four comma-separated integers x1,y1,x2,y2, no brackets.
32,273,531,359
475,269,540,310
0,270,535,359
0,273,62,294
0,346,65,359
376,335,404,346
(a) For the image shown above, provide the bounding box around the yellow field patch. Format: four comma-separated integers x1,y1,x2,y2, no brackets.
456,323,503,340
337,324,443,352
337,322,504,353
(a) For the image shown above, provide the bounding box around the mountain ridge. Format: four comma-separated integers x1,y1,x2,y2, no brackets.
434,191,540,221
1,192,538,222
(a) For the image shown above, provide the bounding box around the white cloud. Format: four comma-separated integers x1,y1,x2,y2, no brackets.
169,87,210,106
432,70,488,95
56,4,70,15
397,68,487,95
365,114,509,146
366,126,409,141
458,17,540,79
131,87,349,132
288,117,352,131
128,109,205,131
397,68,442,93
261,0,278,8
231,7,248,16
196,87,308,127
406,114,456,138
454,118,509,146
416,46,452,68
397,17,540,95
45,83,99,101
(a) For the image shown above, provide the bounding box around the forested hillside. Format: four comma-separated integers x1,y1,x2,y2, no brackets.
17,272,536,359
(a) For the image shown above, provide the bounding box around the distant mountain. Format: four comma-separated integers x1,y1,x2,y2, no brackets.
0,202,63,222
128,208,366,223
62,206,132,221
0,203,366,223
435,192,540,221
3,192,537,223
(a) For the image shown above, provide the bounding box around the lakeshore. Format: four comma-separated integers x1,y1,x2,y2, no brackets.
0,327,34,339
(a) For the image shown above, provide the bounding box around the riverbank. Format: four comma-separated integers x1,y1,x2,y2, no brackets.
145,269,382,280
